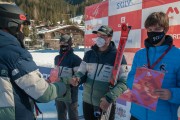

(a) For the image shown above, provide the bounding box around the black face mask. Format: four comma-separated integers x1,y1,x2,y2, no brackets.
60,45,69,52
147,31,165,45
15,31,25,48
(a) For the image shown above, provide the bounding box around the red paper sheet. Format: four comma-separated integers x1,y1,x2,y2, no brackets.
48,67,59,83
120,67,164,111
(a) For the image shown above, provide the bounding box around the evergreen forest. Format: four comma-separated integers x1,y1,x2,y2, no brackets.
1,0,103,25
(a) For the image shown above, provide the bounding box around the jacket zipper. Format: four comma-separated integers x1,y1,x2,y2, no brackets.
59,66,63,76
97,64,104,76
90,51,99,105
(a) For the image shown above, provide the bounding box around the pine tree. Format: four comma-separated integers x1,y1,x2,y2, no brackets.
29,25,37,46
1,0,103,25
23,25,30,37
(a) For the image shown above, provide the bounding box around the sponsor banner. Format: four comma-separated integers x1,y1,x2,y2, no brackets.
126,29,141,48
113,29,141,49
166,4,180,26
112,31,121,48
108,10,142,31
85,0,108,21
142,0,179,9
84,34,96,47
85,17,108,35
124,52,135,65
109,0,142,16
115,99,131,120
168,25,180,47
141,28,147,48
142,1,180,28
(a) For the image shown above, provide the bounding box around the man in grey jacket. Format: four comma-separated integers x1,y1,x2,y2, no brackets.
71,25,128,120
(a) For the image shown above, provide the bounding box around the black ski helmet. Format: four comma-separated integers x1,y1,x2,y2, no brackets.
0,3,30,35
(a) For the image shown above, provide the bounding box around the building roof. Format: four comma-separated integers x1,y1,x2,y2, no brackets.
37,25,84,34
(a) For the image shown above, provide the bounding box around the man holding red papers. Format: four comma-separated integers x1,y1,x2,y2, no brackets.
126,12,180,120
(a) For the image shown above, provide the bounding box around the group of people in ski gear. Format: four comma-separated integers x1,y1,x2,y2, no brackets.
0,2,180,120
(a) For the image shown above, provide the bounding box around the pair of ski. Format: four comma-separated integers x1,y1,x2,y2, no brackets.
99,23,131,120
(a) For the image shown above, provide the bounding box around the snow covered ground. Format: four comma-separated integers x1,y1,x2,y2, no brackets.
30,50,85,120
31,50,84,68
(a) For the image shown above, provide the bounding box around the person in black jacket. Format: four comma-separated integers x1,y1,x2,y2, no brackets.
54,34,82,120
0,3,67,120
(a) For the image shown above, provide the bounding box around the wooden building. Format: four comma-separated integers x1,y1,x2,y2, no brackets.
37,25,84,49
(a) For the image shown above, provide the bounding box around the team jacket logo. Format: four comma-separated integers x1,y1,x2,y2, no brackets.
159,64,167,73
1,69,8,76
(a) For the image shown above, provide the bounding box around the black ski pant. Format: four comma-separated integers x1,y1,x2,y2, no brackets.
83,101,116,120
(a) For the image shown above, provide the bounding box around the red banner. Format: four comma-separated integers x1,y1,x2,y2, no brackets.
85,1,108,21
85,0,180,64
108,10,142,32
142,0,179,9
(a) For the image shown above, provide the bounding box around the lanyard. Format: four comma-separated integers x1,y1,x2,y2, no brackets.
57,51,68,66
146,45,173,69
